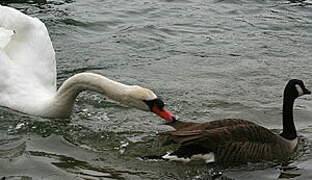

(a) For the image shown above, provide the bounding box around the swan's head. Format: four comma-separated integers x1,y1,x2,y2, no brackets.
284,79,311,99
124,85,176,122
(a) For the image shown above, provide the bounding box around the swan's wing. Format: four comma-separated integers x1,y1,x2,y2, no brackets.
0,27,14,49
0,5,56,92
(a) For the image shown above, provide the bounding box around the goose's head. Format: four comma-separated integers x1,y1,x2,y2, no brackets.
124,85,176,122
284,79,311,99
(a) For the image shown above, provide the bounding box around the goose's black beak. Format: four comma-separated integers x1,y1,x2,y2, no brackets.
304,88,311,95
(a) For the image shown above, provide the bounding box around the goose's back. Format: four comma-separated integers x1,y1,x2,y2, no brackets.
162,121,294,162
213,130,293,162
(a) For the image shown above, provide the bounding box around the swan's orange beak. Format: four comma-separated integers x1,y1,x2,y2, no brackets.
151,105,176,122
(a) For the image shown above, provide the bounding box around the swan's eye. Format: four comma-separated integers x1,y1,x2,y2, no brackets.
143,98,165,110
155,99,165,109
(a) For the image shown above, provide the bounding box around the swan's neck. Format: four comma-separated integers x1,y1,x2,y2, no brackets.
280,97,297,140
47,73,130,118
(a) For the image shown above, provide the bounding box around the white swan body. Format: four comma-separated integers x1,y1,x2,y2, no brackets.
0,6,176,120
0,6,56,114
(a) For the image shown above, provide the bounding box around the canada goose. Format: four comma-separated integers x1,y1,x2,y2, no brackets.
0,6,176,120
158,79,310,163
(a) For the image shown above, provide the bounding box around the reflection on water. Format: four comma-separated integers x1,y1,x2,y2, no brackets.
29,151,128,179
1,0,312,179
0,135,25,159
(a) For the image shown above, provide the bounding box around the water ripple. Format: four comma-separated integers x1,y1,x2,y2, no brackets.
1,0,312,179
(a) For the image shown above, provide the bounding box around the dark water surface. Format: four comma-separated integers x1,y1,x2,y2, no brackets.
1,0,312,179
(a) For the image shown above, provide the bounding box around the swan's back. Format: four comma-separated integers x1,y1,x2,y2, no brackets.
0,6,56,113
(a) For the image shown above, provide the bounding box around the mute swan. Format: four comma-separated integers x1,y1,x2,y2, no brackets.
156,79,310,163
0,5,176,121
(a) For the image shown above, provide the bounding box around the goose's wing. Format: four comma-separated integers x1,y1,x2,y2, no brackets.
0,5,56,92
201,118,255,129
162,124,276,146
168,119,256,131
161,124,285,161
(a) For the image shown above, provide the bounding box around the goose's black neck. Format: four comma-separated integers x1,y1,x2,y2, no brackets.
280,96,297,140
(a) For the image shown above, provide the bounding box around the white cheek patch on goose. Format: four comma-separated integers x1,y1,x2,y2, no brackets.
295,84,304,96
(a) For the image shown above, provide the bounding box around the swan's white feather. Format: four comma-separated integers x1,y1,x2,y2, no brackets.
0,27,14,49
0,6,158,118
0,6,56,90
0,5,56,114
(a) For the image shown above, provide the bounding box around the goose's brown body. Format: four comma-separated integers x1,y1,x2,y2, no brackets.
161,119,295,163
158,79,311,164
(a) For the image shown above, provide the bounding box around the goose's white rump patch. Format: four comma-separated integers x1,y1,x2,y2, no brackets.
162,152,215,163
